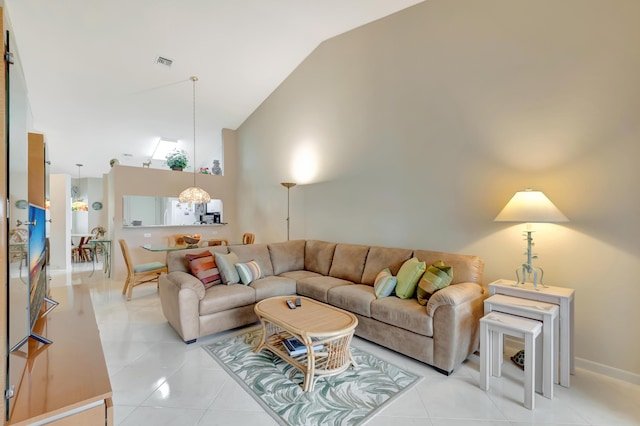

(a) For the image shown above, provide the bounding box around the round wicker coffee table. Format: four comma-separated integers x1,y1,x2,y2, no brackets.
254,296,358,392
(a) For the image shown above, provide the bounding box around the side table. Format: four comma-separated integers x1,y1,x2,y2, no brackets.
488,279,574,387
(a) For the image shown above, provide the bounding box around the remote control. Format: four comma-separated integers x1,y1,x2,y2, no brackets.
286,300,296,310
295,298,301,307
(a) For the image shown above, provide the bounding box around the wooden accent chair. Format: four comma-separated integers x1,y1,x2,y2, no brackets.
242,233,255,245
118,239,167,301
198,238,229,247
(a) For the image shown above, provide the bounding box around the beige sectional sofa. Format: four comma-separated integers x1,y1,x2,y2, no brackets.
158,240,485,375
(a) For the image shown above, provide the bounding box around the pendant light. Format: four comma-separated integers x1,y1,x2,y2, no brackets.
179,76,211,203
71,163,88,211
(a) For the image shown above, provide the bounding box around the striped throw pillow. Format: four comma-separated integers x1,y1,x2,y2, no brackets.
416,260,453,305
185,251,222,289
374,268,397,298
235,260,264,285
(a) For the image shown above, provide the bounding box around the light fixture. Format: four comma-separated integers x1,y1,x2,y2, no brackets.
494,188,568,288
152,138,178,160
281,182,296,240
71,163,88,211
179,76,211,204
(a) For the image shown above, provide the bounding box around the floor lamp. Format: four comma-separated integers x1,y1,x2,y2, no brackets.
281,182,296,240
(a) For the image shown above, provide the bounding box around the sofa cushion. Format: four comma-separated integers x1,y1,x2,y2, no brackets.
230,244,274,277
374,268,397,299
413,249,483,285
395,257,426,299
361,246,413,285
371,297,434,337
296,276,352,303
416,261,453,305
268,240,305,275
304,240,337,275
279,270,323,281
214,251,240,284
185,250,222,288
327,284,376,317
199,283,255,315
166,245,228,273
235,260,264,285
328,243,370,283
250,276,297,301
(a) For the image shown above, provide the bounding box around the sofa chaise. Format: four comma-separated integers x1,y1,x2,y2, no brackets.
158,239,485,375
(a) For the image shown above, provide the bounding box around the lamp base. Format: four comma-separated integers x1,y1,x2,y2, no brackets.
513,263,547,289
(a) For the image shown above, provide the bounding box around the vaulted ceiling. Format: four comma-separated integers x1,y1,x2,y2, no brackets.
5,0,423,177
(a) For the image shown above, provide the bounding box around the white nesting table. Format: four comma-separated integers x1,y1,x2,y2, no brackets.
484,293,558,398
488,279,574,387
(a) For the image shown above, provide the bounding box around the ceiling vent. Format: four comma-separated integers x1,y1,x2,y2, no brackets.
155,56,173,67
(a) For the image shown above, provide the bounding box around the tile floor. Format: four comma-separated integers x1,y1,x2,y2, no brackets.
52,263,640,426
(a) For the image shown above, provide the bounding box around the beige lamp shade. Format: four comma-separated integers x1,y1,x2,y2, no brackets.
495,189,568,223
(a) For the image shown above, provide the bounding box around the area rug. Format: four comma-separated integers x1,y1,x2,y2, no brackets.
203,328,421,426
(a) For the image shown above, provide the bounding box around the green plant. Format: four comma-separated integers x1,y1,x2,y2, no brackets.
165,149,189,170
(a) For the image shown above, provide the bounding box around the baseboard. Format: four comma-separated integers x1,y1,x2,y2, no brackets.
503,336,640,385
575,357,640,385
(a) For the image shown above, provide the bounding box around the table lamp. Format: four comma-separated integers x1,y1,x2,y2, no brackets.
494,189,568,288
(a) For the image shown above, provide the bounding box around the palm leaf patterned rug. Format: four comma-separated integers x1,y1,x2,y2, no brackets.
203,328,421,426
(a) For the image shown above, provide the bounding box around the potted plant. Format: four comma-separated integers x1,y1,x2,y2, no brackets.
165,149,189,171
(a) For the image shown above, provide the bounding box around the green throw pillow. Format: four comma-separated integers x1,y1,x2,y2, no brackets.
214,251,240,284
395,257,426,299
416,260,453,305
374,268,397,298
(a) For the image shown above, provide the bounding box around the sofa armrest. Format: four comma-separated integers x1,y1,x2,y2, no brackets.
159,271,205,342
164,271,206,300
426,282,484,317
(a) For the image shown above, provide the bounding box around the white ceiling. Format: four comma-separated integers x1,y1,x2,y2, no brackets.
5,0,424,178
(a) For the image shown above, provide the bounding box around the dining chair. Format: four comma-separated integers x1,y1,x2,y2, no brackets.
198,238,229,247
118,239,168,301
242,233,255,245
79,236,93,262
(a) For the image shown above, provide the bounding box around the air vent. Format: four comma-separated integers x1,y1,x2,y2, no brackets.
155,56,173,67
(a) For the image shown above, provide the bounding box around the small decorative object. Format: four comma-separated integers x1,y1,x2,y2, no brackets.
142,160,151,168
94,226,106,237
91,201,103,211
165,149,189,171
15,199,28,209
110,158,119,168
199,167,210,174
212,160,222,176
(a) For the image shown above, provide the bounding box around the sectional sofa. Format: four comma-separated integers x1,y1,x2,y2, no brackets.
158,240,485,375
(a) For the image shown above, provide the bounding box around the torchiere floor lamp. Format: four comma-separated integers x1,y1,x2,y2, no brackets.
281,182,296,240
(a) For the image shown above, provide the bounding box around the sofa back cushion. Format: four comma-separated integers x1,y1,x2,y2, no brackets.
361,246,414,285
268,240,305,275
166,245,229,273
328,243,370,283
304,240,337,275
230,243,274,277
413,249,484,285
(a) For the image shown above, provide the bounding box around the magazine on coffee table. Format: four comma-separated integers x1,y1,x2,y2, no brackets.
283,336,323,356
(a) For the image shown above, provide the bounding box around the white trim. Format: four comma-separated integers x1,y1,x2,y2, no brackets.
575,357,640,385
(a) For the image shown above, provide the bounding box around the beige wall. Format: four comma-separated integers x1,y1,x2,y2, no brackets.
109,128,238,279
236,0,640,380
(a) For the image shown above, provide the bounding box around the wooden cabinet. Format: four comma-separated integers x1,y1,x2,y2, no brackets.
8,285,112,425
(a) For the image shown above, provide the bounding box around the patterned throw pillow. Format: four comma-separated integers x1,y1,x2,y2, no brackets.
374,268,397,298
416,260,453,305
235,260,264,285
185,251,222,289
395,257,426,299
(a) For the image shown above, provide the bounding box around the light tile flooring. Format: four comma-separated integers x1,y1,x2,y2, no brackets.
52,263,640,426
